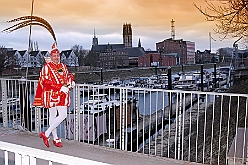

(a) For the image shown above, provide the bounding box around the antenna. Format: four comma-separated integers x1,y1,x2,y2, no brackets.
171,19,175,40
209,32,211,52
209,32,216,52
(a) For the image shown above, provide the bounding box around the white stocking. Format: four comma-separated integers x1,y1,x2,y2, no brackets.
45,106,67,140
47,107,57,139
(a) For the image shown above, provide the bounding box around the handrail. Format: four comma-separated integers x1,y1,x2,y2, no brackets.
0,141,111,165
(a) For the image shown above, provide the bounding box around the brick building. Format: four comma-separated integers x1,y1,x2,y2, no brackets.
195,50,217,64
156,38,195,65
138,52,178,67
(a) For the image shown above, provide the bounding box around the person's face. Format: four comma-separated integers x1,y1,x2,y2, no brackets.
50,53,60,64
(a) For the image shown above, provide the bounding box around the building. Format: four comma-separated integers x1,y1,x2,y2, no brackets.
217,47,234,63
124,38,146,67
123,23,132,47
186,41,195,64
90,44,129,69
138,52,178,67
195,50,217,64
29,51,44,67
89,24,145,68
156,38,195,65
90,29,129,68
2,48,78,69
60,50,79,67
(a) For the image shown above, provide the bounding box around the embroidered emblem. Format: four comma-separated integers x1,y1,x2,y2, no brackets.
57,68,63,72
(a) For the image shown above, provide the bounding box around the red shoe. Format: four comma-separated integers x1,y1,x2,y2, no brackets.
39,132,50,148
53,139,63,148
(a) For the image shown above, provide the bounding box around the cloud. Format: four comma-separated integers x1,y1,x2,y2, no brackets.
0,0,238,52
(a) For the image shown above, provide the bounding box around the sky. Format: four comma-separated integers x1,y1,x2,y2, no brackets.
0,0,241,53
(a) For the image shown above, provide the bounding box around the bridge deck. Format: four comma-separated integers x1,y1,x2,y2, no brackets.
0,127,202,165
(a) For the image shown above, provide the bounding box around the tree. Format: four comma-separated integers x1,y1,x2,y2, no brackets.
36,53,46,67
84,51,99,67
193,0,248,40
71,45,88,66
217,47,232,57
211,56,218,63
0,46,7,76
5,51,19,69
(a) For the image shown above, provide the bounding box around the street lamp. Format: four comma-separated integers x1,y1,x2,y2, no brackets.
233,36,243,69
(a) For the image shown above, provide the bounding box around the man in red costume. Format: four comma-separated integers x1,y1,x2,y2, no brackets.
33,42,75,148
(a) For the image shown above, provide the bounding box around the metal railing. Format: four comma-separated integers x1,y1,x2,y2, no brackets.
0,141,111,165
0,78,248,164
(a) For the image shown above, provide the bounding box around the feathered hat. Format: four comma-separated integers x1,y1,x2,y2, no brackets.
50,42,60,55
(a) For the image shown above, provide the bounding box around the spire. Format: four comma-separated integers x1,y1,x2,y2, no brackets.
92,29,98,46
138,38,141,47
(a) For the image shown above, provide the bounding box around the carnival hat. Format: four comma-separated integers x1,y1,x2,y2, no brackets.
50,42,60,55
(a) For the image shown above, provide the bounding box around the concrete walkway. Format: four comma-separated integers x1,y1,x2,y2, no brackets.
0,127,202,165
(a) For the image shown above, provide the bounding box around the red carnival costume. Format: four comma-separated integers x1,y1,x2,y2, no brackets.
34,43,75,148
33,62,74,108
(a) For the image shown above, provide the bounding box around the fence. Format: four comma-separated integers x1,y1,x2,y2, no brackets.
0,78,247,164
0,141,111,165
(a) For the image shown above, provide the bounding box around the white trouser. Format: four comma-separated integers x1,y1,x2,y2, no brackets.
45,106,67,140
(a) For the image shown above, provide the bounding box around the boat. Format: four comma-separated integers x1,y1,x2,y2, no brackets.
173,73,198,91
192,70,213,89
124,80,136,95
98,77,123,94
80,94,121,114
211,73,227,87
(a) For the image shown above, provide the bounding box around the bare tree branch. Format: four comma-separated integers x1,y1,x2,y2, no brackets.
193,0,248,40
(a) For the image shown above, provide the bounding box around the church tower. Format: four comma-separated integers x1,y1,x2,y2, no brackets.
92,29,98,46
123,23,132,47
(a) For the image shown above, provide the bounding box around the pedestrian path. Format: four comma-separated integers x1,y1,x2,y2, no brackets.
0,127,202,165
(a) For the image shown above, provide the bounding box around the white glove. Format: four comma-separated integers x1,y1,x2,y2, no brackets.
68,81,75,89
60,86,69,94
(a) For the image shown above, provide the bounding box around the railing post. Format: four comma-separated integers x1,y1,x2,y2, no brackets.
168,67,173,119
201,64,204,92
1,80,8,128
74,85,80,141
19,78,31,131
22,154,30,165
177,92,182,159
120,88,126,150
4,151,8,165
15,153,22,165
34,107,41,133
